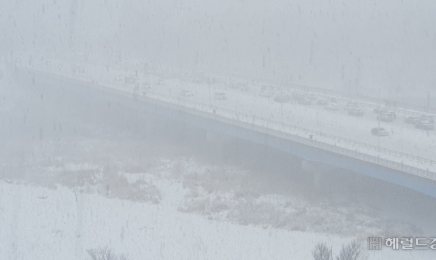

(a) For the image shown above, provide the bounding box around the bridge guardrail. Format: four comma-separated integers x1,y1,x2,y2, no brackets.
141,91,436,181
152,93,436,181
151,91,436,163
23,68,436,182
289,83,436,114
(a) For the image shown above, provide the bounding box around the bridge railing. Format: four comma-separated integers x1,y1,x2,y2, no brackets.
143,91,436,181
26,68,436,182
150,91,435,162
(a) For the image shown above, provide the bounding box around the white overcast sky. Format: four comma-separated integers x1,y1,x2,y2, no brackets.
1,0,436,92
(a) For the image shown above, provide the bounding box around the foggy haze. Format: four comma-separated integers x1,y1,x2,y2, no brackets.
2,0,436,93
2,1,436,259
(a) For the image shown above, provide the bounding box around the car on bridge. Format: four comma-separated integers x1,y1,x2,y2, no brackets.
377,113,394,122
371,127,389,136
124,76,136,84
348,107,364,116
214,92,227,100
114,75,124,82
232,82,249,92
415,121,434,130
180,90,194,97
72,66,85,74
324,102,339,110
344,102,360,111
274,94,291,103
317,99,329,106
298,97,312,105
419,115,435,123
386,111,397,119
292,91,304,100
260,91,274,98
259,86,275,97
373,106,388,114
87,78,97,84
328,97,338,103
239,86,249,92
307,93,318,100
405,116,420,124
140,84,152,95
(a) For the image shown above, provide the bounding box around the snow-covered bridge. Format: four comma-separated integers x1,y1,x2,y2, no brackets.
14,62,436,199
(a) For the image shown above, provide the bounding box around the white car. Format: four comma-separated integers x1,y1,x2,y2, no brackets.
114,75,124,82
180,90,194,97
325,102,339,110
371,127,389,136
140,84,152,95
124,76,136,84
214,92,227,100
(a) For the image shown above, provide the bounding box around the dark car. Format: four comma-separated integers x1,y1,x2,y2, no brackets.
415,121,434,130
317,99,329,106
328,97,338,103
377,113,394,122
348,108,364,116
419,115,435,123
124,76,136,84
260,91,274,98
344,102,359,111
274,94,291,103
371,127,389,136
292,91,304,100
386,111,397,119
260,86,274,97
374,107,388,114
298,97,312,105
405,116,420,124
214,92,227,100
324,102,339,110
308,93,317,100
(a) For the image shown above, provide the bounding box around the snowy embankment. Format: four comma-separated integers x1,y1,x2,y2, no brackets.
0,153,433,260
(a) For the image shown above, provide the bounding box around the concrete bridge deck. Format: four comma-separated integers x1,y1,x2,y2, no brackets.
13,65,436,198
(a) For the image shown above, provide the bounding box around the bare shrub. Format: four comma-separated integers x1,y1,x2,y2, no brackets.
172,161,184,179
98,171,161,203
87,246,127,260
290,223,307,232
210,200,230,213
336,240,367,260
312,242,333,260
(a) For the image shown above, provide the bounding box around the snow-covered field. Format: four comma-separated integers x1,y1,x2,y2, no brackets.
2,158,435,260
0,134,433,260
1,71,435,260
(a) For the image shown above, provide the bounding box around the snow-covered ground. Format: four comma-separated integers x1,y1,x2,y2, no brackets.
1,72,435,260
1,156,434,260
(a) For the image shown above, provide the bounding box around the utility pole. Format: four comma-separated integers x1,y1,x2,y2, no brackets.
68,0,79,50
208,76,211,105
378,88,381,152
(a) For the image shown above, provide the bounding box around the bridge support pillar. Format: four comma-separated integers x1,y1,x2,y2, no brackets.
206,131,233,163
302,160,325,192
313,172,322,190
